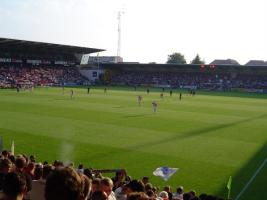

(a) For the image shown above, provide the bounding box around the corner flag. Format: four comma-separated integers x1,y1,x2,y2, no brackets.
11,140,15,155
227,176,232,199
153,167,178,181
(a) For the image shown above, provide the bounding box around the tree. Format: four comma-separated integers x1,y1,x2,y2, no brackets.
190,54,205,64
167,53,186,64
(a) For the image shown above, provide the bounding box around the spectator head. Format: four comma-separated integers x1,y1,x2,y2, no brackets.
53,160,64,168
1,150,9,158
42,164,54,180
144,183,153,192
9,155,16,164
126,192,148,200
183,192,194,200
164,185,171,192
45,167,83,200
125,180,145,195
100,177,113,197
0,158,12,173
176,186,184,194
91,178,101,193
30,155,36,163
91,191,108,200
15,156,27,171
83,168,93,179
115,170,126,181
2,172,27,200
159,191,169,200
77,163,84,173
141,177,149,185
27,162,35,172
34,164,43,180
189,190,196,197
146,189,155,198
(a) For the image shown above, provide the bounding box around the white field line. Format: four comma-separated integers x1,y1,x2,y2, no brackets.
235,157,267,200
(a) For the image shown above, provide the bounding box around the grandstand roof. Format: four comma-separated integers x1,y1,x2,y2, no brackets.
0,37,104,55
245,60,267,66
209,59,240,65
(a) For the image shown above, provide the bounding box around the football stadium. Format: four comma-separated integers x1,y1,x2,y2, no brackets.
0,36,266,200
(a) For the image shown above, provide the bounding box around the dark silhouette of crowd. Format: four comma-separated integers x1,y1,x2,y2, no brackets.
0,65,87,89
110,71,267,91
0,151,225,200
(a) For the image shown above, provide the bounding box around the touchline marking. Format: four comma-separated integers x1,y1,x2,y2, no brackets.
235,157,267,200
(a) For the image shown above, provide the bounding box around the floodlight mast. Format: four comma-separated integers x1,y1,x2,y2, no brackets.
117,11,124,60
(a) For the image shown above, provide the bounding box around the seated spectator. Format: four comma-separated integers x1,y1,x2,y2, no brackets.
0,172,27,200
45,167,84,200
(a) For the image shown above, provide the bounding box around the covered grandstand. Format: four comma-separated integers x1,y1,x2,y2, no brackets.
100,63,267,93
0,37,104,65
0,37,104,88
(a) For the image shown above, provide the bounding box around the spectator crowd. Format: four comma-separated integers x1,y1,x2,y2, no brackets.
0,65,87,89
0,151,225,200
110,71,267,91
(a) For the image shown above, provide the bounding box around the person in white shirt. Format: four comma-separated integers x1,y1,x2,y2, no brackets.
100,177,117,200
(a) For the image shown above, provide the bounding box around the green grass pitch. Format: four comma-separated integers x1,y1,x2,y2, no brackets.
0,87,266,200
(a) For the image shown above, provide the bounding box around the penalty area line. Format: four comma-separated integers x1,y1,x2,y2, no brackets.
235,157,267,200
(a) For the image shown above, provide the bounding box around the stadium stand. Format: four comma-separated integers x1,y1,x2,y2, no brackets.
101,63,267,93
0,65,87,88
0,151,225,200
0,37,104,89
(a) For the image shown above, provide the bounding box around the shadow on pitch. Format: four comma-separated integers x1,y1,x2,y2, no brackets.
88,113,267,161
125,113,267,150
217,141,267,200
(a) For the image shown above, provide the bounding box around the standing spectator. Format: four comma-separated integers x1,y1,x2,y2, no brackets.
0,172,27,200
15,156,32,195
100,177,117,200
0,158,13,190
112,170,126,191
164,186,173,200
45,167,84,200
173,186,184,200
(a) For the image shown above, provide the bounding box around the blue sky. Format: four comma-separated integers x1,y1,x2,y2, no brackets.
0,0,266,64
